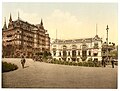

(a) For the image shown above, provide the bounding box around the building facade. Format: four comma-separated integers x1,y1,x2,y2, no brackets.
51,35,103,62
2,14,50,58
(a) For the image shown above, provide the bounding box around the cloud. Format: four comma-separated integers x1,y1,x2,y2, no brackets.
4,9,117,44
45,9,83,39
15,9,41,24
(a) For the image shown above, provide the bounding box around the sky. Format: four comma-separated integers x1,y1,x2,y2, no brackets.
2,2,118,44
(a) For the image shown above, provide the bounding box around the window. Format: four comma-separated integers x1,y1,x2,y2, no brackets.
72,50,76,57
59,51,61,56
63,45,67,57
94,42,98,48
68,51,70,56
63,45,67,49
78,51,80,56
6,40,12,42
53,45,56,47
94,58,98,62
77,58,79,61
63,51,67,57
72,45,77,49
7,34,12,37
53,48,56,56
82,50,87,57
89,51,91,56
93,53,98,56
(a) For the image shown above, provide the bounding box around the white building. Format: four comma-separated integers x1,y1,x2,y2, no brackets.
51,35,103,62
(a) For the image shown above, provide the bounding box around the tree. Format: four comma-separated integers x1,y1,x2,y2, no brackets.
110,47,118,59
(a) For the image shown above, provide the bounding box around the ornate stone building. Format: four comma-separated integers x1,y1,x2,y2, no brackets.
2,14,50,58
51,35,103,62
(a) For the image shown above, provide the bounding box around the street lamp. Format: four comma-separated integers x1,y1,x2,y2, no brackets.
106,25,109,62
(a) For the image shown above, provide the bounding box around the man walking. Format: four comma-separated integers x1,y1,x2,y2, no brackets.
21,55,26,68
103,58,106,67
110,57,114,68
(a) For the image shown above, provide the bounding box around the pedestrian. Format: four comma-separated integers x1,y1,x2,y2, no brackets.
21,55,26,68
103,58,106,67
111,57,114,68
102,58,104,66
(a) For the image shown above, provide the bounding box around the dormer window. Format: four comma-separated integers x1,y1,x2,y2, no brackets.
94,41,98,48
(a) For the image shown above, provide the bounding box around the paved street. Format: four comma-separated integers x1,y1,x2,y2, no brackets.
2,58,118,88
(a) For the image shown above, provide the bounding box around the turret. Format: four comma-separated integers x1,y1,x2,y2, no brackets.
40,19,43,26
40,19,44,29
8,13,13,28
2,17,7,30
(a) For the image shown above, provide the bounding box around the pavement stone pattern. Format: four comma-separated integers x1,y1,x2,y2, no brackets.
2,58,118,88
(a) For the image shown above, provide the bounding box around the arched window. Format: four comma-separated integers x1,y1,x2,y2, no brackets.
94,41,98,48
59,51,61,56
72,45,77,57
53,48,56,56
82,42,87,61
72,45,77,49
78,51,80,56
89,50,91,56
68,51,70,56
72,50,76,57
62,45,67,57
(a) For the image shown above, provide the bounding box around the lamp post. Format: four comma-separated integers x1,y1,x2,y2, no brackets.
106,25,109,62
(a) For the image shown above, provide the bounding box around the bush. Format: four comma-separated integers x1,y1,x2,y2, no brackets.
69,62,73,65
64,61,69,65
72,62,77,66
78,62,82,66
2,62,18,72
88,61,94,67
82,62,88,67
51,60,54,64
114,61,118,66
93,61,101,67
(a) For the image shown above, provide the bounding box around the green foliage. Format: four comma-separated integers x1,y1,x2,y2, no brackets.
110,50,118,59
69,62,73,65
72,62,77,66
43,51,52,58
78,62,82,66
88,58,92,62
64,61,69,65
114,61,118,66
45,57,101,67
51,60,54,64
2,62,18,72
82,62,88,67
88,61,94,67
81,56,87,61
61,61,64,65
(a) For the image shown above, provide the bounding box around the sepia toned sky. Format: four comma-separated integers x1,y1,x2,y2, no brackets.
2,2,118,44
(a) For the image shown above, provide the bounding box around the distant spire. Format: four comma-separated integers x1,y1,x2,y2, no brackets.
9,13,12,22
96,24,98,35
55,29,58,42
40,19,43,26
18,11,20,20
4,17,6,25
56,29,57,40
3,17,7,30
